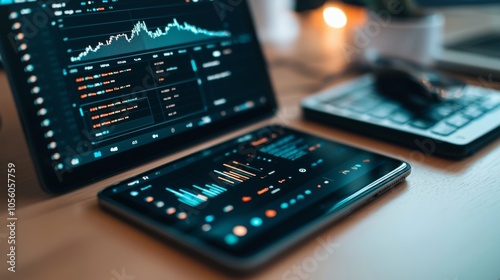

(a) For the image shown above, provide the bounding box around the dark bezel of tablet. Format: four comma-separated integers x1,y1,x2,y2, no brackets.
0,1,277,194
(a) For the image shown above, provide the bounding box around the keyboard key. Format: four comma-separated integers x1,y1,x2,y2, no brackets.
433,106,455,118
409,118,437,129
446,114,471,128
326,91,386,112
368,104,398,119
330,94,364,109
432,123,458,136
349,98,381,113
478,98,499,111
390,110,412,124
462,105,485,119
432,102,464,118
457,94,482,106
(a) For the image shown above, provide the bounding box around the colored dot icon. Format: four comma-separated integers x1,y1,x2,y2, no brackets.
205,215,215,223
177,212,187,220
233,226,248,237
265,209,277,218
155,201,165,208
225,234,239,245
223,205,234,213
250,217,263,227
166,207,176,215
201,224,211,232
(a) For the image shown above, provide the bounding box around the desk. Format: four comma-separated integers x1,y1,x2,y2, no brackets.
1,4,499,280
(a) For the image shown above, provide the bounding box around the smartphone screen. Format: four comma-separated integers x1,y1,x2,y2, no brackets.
99,126,409,267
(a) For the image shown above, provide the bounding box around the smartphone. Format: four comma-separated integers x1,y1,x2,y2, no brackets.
98,125,411,273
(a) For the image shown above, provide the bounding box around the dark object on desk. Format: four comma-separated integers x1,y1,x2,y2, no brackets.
295,0,327,12
302,74,500,159
369,0,423,18
373,58,465,108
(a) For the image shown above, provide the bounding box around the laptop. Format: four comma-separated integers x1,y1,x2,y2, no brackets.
0,0,277,193
436,4,500,79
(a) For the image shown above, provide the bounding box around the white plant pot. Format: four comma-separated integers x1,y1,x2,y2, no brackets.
363,12,445,66
248,0,299,45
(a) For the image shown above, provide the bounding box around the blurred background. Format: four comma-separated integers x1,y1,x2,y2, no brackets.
248,0,500,85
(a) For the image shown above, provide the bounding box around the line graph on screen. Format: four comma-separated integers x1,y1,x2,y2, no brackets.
68,18,232,63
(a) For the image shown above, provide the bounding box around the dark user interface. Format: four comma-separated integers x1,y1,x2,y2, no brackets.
105,127,401,254
1,0,270,181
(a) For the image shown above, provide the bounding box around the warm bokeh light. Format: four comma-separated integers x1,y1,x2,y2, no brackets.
323,7,347,29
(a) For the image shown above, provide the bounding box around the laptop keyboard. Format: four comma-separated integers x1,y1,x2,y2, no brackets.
325,87,499,137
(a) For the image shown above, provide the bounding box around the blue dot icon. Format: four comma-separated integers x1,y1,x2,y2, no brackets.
280,202,289,209
250,217,263,227
305,190,312,195
225,234,239,245
205,215,215,223
130,191,139,197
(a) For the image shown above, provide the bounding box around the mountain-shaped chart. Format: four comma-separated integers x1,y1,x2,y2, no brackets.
70,19,231,62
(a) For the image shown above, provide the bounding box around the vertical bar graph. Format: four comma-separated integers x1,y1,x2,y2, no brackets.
213,161,261,185
166,183,226,207
166,162,263,207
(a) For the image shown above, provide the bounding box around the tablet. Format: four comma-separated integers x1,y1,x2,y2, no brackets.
99,125,411,273
0,0,276,193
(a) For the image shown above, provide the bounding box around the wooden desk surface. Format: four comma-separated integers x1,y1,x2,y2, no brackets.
1,4,499,280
